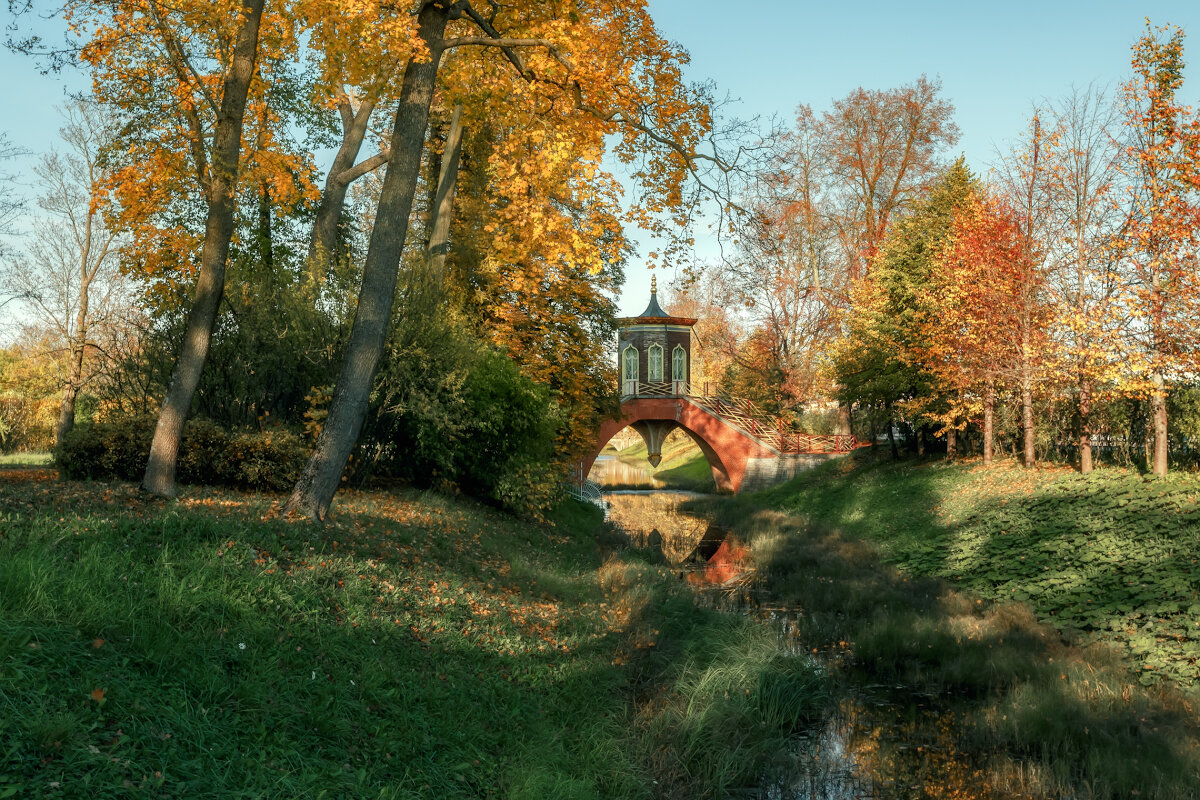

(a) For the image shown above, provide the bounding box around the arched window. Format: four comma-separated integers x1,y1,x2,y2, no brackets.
622,345,639,382
648,343,664,382
672,345,687,382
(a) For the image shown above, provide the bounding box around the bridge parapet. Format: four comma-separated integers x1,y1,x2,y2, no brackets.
621,380,858,455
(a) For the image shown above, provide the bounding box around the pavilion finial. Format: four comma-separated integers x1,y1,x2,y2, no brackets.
651,274,657,295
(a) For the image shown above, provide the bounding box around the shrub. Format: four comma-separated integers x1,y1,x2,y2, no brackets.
365,322,562,517
177,417,231,486
0,393,56,453
57,417,307,492
222,429,308,491
57,415,155,481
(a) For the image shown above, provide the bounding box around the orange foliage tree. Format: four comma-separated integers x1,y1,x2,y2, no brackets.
994,113,1060,467
36,0,318,495
1116,21,1200,476
444,107,629,465
1043,87,1127,473
918,193,1052,466
723,79,959,431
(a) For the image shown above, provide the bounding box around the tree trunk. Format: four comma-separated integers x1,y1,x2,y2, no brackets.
141,0,265,497
1078,376,1093,474
426,103,464,289
286,3,451,519
946,425,956,461
54,345,84,448
56,278,92,448
983,378,995,466
1151,371,1168,476
836,404,852,438
1021,334,1035,468
258,183,273,274
887,412,899,460
307,95,379,275
916,425,926,457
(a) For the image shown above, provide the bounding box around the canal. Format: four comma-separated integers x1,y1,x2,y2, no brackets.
595,466,1037,799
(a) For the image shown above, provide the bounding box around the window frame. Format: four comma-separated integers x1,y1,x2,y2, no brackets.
647,343,664,382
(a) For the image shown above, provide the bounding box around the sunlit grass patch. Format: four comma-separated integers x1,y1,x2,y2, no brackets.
0,451,52,468
0,476,834,798
0,480,639,797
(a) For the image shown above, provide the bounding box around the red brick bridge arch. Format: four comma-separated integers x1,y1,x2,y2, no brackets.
581,396,782,493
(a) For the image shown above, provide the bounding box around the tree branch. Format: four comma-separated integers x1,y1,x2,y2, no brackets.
336,149,390,186
441,36,557,50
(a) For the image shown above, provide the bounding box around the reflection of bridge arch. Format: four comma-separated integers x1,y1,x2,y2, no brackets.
582,397,780,493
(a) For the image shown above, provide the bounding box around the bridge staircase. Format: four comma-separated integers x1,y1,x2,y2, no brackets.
622,381,859,456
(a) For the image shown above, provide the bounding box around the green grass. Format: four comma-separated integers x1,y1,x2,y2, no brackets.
0,470,825,798
0,451,52,467
755,451,1200,692
705,450,1200,799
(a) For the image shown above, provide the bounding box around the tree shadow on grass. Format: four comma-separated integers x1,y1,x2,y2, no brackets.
702,466,1200,799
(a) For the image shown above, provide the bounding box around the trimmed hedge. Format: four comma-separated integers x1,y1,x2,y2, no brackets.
57,416,307,492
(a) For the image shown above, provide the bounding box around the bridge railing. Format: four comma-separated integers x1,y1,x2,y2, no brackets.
621,380,859,455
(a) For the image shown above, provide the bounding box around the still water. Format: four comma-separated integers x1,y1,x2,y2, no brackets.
589,454,665,488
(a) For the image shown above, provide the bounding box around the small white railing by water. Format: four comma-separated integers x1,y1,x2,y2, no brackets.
564,478,607,516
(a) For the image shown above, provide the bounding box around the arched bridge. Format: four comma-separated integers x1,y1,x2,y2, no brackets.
582,382,858,493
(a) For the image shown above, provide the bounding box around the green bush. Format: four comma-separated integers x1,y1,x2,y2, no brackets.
223,429,308,491
365,320,562,518
56,417,307,491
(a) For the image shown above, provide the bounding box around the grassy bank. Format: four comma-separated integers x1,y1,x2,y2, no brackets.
0,470,824,798
756,452,1200,692
704,451,1200,798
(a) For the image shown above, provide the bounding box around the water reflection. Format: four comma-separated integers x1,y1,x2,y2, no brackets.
604,490,713,563
589,454,665,488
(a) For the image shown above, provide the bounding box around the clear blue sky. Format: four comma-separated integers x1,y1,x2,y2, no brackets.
619,0,1200,314
3,3,1200,317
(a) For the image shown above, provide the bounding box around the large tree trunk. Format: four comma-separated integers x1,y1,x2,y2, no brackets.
835,404,852,438
54,346,84,448
141,0,265,497
55,281,91,448
946,425,956,461
286,3,451,519
983,377,995,466
1151,371,1168,476
1078,376,1093,474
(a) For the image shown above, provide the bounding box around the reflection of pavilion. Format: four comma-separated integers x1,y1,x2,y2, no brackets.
583,282,859,493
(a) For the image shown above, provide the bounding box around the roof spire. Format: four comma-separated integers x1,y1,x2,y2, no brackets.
636,275,669,318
